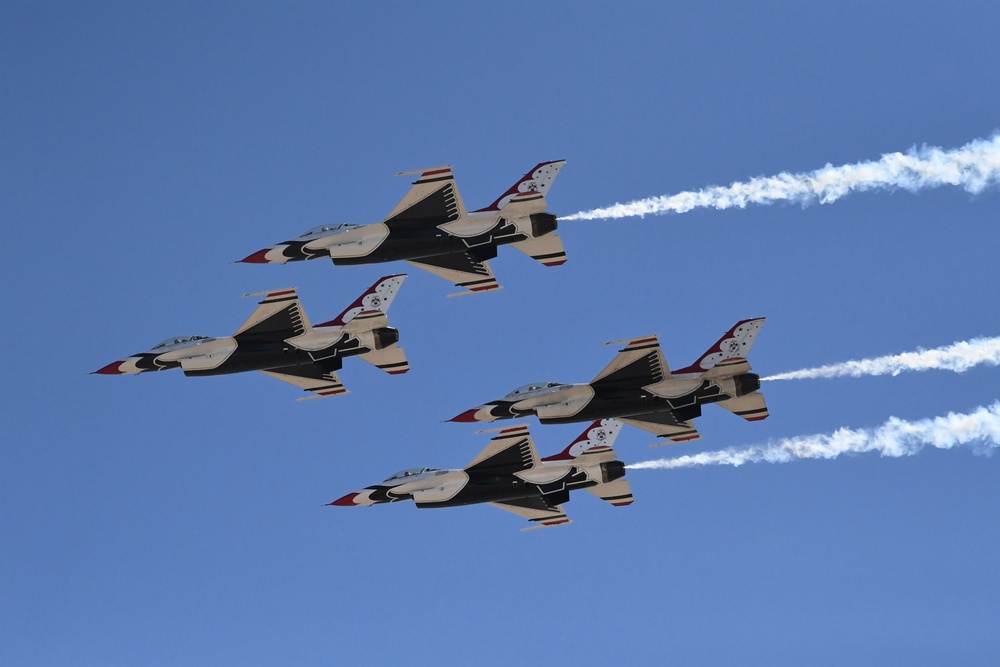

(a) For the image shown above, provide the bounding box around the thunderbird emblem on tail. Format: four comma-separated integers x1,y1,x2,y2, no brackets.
450,319,769,444
330,420,632,530
239,161,568,296
93,275,410,399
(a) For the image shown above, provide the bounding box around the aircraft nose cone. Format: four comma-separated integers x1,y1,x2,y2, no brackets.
327,492,360,507
238,248,274,264
92,360,126,375
449,407,491,423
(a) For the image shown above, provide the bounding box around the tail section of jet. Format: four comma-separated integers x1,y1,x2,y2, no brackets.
474,160,567,213
671,318,766,376
313,274,406,330
541,419,623,463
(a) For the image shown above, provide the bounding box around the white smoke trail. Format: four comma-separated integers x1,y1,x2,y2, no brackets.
627,402,1000,470
762,336,1000,381
565,134,1000,220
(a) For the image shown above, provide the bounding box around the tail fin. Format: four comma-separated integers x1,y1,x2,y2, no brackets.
234,288,311,342
671,318,766,376
542,419,623,463
314,275,406,330
465,425,540,475
474,160,566,212
592,336,667,388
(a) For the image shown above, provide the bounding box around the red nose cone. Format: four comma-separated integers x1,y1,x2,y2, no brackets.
327,492,360,507
449,408,482,423
238,248,272,264
92,361,125,375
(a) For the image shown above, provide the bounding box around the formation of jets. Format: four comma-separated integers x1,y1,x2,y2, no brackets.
96,162,770,529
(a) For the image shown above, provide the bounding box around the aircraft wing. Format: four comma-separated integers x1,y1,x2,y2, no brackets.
258,365,348,400
592,336,669,387
384,166,467,228
619,411,701,445
406,253,500,297
235,288,310,342
489,497,572,530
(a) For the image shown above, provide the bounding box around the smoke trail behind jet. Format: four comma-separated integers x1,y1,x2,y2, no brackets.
627,402,1000,470
763,336,1000,381
565,134,1000,220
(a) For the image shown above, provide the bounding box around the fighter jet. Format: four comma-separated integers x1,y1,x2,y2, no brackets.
93,275,409,399
329,419,632,530
450,319,769,444
239,161,567,296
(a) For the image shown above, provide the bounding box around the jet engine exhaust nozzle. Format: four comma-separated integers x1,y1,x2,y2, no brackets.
600,460,626,484
372,327,400,350
733,372,761,397
530,212,558,237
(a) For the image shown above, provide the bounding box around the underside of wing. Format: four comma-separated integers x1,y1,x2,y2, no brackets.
235,289,310,342
489,497,572,530
406,253,500,296
619,411,701,444
592,336,669,387
384,167,467,228
259,365,348,400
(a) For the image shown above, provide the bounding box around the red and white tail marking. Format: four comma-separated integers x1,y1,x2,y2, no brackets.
474,160,566,212
542,419,623,462
671,318,766,375
315,275,406,328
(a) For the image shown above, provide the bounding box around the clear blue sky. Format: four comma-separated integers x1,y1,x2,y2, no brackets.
3,2,999,665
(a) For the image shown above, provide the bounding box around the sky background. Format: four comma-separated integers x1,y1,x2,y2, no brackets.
3,2,1000,665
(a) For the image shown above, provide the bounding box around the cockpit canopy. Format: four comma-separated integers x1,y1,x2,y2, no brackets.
152,335,214,350
298,223,360,238
504,382,567,399
384,467,438,482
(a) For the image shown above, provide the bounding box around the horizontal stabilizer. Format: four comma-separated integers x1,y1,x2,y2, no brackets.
717,392,769,422
511,233,567,267
357,344,410,375
585,478,634,506
465,425,540,475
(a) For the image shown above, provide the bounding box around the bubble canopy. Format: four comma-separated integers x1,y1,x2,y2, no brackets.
384,467,439,482
152,335,214,350
299,223,360,238
504,382,567,398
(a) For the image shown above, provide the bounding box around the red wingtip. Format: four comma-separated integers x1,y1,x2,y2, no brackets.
238,248,272,264
327,492,360,507
92,361,125,375
449,408,481,423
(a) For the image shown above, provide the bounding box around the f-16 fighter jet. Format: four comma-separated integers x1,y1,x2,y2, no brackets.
93,275,409,399
239,161,567,296
329,419,632,530
450,319,769,444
